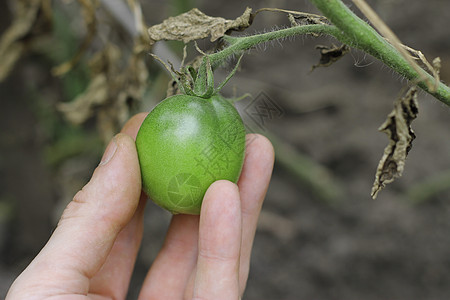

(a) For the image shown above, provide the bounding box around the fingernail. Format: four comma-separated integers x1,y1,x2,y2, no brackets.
99,136,118,166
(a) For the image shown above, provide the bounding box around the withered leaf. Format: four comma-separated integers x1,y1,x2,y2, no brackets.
371,87,419,199
0,43,25,81
147,7,252,45
58,74,109,125
58,42,149,143
311,44,349,71
288,12,328,27
52,0,98,76
0,0,44,81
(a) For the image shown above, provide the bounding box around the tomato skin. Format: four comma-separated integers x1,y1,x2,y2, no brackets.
136,94,246,215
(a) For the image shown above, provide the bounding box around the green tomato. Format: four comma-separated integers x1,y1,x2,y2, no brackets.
136,94,246,215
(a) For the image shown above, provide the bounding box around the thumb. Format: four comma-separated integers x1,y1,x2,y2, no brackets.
52,132,142,276
8,133,142,297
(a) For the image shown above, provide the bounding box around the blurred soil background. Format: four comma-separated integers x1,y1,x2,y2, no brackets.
1,0,450,299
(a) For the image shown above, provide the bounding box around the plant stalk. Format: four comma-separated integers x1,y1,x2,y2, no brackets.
308,0,450,106
209,24,341,67
202,2,450,106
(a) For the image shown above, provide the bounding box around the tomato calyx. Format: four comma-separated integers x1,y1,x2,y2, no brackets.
151,51,244,101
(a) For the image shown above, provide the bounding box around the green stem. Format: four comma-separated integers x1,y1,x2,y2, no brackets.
209,24,341,67
202,2,450,106
197,24,341,94
308,0,450,106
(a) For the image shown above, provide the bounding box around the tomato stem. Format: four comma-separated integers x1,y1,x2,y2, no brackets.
208,24,341,68
309,0,450,106
198,4,450,106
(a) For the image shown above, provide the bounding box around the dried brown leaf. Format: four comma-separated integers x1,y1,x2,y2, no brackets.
57,74,109,125
0,43,25,81
52,0,98,76
371,87,419,199
147,7,252,44
58,42,149,142
400,43,441,91
311,44,349,71
253,8,328,26
0,0,43,81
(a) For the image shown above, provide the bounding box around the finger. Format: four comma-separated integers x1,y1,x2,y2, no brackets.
54,133,142,285
193,180,242,300
138,214,200,300
89,112,149,297
8,133,142,299
136,110,199,299
121,112,148,139
88,193,146,298
237,134,274,292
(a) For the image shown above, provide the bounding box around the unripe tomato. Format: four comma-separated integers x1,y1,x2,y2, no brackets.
136,94,246,215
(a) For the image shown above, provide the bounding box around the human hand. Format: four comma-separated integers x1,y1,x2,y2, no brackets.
6,113,274,300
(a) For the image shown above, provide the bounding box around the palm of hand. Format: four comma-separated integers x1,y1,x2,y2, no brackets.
6,113,274,300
